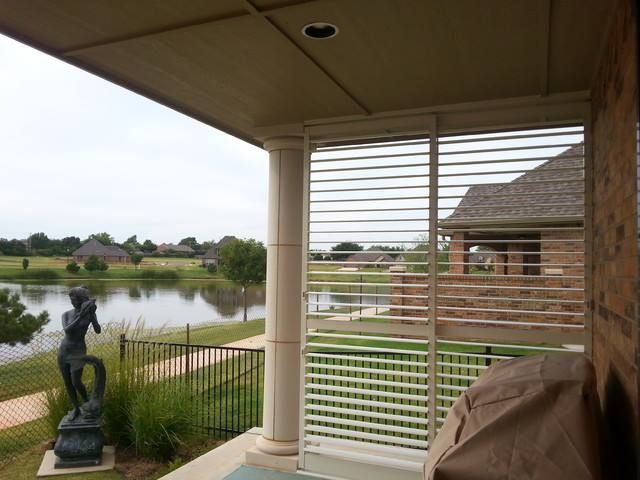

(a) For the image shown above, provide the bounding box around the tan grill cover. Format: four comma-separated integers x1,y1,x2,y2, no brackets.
424,353,602,480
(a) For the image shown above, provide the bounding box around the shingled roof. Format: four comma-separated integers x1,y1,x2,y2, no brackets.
72,239,129,257
441,144,584,228
203,236,238,260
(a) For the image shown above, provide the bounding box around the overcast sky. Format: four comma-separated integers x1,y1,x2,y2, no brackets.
0,34,268,245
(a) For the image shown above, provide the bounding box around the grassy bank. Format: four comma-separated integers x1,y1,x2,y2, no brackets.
0,256,222,280
0,319,265,402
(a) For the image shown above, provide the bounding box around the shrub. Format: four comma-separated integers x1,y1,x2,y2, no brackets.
129,383,191,460
140,270,179,280
22,258,29,270
44,386,72,437
131,253,144,269
84,255,109,272
206,264,217,274
103,361,139,447
19,268,61,280
65,261,80,274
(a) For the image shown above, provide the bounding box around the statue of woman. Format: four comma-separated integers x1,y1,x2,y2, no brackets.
58,286,101,420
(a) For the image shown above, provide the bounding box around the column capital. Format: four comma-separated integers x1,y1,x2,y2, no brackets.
263,136,304,153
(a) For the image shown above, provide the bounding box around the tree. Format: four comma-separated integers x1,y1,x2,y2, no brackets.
29,232,50,250
131,253,144,269
330,242,363,261
179,237,200,252
66,261,80,274
84,255,109,272
0,288,50,345
201,241,214,253
122,235,141,254
142,239,157,253
0,239,28,256
22,258,29,270
402,235,450,273
88,232,114,246
219,239,266,322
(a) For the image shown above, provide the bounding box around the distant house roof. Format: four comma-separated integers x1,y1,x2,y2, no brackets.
441,144,584,229
345,252,395,265
73,239,130,257
203,236,239,259
216,236,238,249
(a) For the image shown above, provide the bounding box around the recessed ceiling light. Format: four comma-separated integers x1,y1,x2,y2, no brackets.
302,22,338,40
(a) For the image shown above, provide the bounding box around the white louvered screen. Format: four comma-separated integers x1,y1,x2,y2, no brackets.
299,125,588,475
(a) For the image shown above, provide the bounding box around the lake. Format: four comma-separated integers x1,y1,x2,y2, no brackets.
0,280,390,332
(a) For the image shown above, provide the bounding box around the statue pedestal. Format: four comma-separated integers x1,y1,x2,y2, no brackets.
54,415,104,468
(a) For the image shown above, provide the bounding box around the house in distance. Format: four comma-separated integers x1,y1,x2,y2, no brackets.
202,235,238,267
72,239,130,264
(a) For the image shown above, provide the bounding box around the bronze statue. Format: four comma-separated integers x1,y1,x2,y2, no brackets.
58,286,101,419
54,286,107,468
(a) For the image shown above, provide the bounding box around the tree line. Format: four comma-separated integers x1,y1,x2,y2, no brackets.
0,232,217,257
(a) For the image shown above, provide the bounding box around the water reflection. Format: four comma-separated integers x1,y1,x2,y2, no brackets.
0,280,388,333
0,280,268,332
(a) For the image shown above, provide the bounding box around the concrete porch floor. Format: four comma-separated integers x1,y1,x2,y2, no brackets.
224,465,326,480
158,428,328,480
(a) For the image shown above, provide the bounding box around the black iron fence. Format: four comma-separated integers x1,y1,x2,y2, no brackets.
120,337,265,439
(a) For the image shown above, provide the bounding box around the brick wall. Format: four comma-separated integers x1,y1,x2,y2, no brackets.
448,229,583,277
390,272,583,329
591,0,639,475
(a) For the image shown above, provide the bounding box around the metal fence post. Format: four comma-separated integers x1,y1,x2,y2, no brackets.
186,323,191,378
119,333,126,363
485,345,493,366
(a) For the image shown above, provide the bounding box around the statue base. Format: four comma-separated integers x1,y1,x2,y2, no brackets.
37,446,115,477
53,414,104,469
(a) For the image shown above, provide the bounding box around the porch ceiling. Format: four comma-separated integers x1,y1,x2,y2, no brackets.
0,0,610,146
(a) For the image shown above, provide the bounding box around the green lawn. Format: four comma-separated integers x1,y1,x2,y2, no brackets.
0,319,265,402
0,255,221,280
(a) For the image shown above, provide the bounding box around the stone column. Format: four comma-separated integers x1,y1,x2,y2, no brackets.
255,137,304,456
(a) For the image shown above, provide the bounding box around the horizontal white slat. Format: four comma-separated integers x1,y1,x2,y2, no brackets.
436,383,468,392
306,373,428,390
306,343,428,355
436,350,510,361
438,361,488,370
305,404,427,425
308,311,429,323
306,352,426,368
308,300,428,311
436,394,459,402
305,434,426,460
305,383,427,402
437,294,583,305
304,425,429,449
305,393,428,414
438,305,583,317
437,316,584,329
304,445,425,472
307,319,429,338
438,339,579,352
437,372,479,381
306,362,428,379
308,332,429,345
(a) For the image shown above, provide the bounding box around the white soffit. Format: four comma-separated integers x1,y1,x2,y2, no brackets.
0,0,611,146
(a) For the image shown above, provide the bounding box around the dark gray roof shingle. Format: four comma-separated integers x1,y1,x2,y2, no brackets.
441,144,584,227
72,239,129,257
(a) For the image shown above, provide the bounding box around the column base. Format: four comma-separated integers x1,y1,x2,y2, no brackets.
245,444,298,473
255,436,298,456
